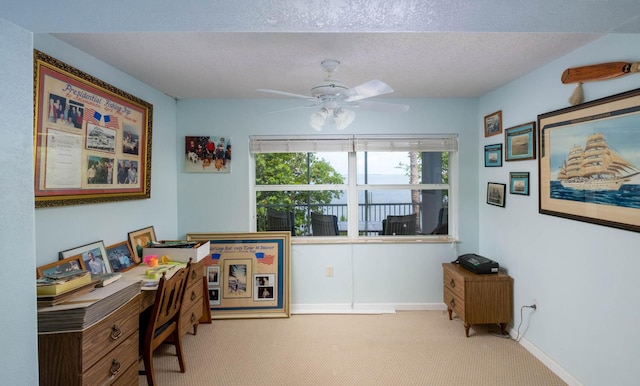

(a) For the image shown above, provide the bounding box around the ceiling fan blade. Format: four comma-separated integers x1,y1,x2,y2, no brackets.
342,80,394,102
265,104,319,114
257,88,317,101
352,100,409,113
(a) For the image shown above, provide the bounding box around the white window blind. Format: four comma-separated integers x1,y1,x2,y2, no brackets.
249,135,353,153
353,134,458,152
250,134,457,153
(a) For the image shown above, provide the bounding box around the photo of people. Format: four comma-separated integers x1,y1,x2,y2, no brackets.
184,135,232,173
83,248,110,274
207,266,220,285
106,242,135,272
208,288,220,306
253,274,276,301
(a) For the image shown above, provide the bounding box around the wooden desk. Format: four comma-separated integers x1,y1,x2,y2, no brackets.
37,287,141,385
37,260,212,385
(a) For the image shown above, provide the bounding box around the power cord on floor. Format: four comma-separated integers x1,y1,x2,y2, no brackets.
514,304,537,342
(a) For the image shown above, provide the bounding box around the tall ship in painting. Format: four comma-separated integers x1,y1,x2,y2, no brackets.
557,133,640,191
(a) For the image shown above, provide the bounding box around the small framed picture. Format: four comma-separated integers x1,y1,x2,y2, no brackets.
105,241,137,272
487,182,507,207
505,122,536,161
484,110,502,137
509,172,530,196
207,266,220,286
208,288,221,306
484,144,503,167
59,240,111,274
253,273,276,301
37,254,86,278
128,226,157,263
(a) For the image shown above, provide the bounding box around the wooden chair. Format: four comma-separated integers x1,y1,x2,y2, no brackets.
266,209,295,235
139,259,192,386
311,212,339,236
383,213,417,235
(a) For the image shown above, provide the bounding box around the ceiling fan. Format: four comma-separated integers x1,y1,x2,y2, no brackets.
257,59,409,131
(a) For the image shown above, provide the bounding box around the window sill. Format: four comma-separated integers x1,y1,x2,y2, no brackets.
291,235,457,245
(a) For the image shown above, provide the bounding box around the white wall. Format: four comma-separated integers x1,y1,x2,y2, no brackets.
0,19,39,386
33,35,180,266
478,34,640,386
176,97,480,308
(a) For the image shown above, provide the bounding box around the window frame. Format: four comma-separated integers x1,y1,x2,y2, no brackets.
250,134,457,243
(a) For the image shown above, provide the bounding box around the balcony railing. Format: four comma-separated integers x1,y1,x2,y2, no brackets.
257,202,439,236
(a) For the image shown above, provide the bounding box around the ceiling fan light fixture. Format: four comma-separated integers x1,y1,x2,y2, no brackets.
333,108,355,131
310,107,329,131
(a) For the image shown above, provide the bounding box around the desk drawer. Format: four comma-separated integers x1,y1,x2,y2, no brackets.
444,287,465,320
83,331,138,386
180,296,204,336
82,297,139,372
443,267,465,299
188,260,205,287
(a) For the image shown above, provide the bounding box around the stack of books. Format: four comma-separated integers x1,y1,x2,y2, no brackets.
37,269,99,307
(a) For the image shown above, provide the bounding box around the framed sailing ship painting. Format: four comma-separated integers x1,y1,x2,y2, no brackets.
538,88,640,233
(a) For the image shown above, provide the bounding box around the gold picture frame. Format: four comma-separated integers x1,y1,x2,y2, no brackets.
33,50,153,207
186,232,291,319
538,87,640,232
36,254,86,278
127,226,157,263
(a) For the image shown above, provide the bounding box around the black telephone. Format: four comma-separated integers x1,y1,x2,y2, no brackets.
453,253,499,274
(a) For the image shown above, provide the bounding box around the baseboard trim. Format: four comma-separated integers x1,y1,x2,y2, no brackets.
514,333,583,386
292,302,446,315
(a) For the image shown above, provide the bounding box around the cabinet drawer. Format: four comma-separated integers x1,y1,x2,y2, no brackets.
188,260,205,287
443,267,465,299
180,298,204,336
81,296,139,372
83,331,138,386
183,280,203,312
444,287,465,320
111,361,139,386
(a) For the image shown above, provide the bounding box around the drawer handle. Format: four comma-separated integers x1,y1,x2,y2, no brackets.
449,279,455,288
190,313,197,323
110,359,121,376
191,291,197,301
110,325,122,340
449,299,455,308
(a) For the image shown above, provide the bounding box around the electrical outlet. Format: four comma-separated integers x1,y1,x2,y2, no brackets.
531,298,538,310
326,266,334,277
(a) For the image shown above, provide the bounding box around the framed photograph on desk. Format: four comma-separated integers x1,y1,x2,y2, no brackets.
59,240,111,274
128,225,157,263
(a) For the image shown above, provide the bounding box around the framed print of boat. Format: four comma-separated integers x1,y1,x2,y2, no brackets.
484,144,503,167
538,87,640,232
505,122,536,161
487,182,506,207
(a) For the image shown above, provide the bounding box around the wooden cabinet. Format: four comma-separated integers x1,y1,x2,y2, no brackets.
180,258,208,336
38,295,140,385
442,263,513,337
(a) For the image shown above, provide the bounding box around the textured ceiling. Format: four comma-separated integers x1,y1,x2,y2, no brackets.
3,0,639,100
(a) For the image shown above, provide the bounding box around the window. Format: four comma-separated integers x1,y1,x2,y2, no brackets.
250,134,457,240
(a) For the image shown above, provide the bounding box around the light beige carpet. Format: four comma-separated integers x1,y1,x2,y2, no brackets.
141,311,566,386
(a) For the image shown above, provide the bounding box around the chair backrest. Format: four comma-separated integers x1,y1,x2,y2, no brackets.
384,213,417,235
266,209,295,234
147,260,191,342
311,212,339,236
